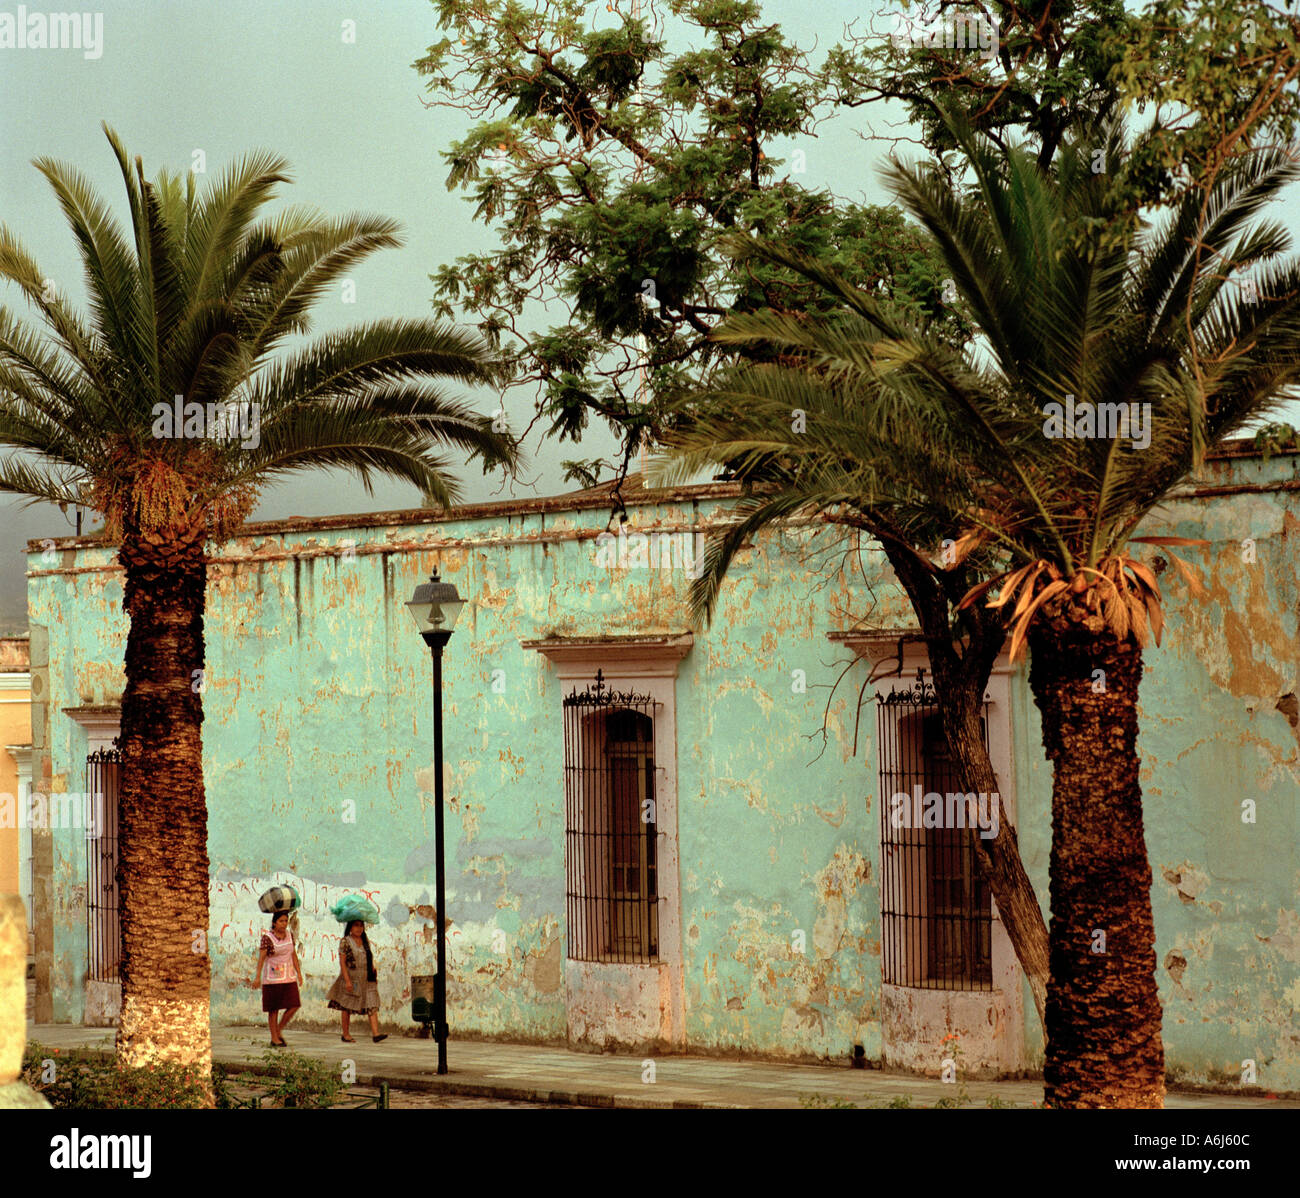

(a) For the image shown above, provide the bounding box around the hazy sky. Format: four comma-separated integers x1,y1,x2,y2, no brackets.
0,0,1295,631
0,0,895,629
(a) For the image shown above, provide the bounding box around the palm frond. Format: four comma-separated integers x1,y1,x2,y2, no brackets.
31,150,151,390
661,122,1300,649
0,131,519,533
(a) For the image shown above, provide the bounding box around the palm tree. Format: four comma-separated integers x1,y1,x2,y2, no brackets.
0,126,518,1079
657,121,1300,1107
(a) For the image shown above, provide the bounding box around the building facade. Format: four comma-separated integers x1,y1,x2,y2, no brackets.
22,445,1300,1087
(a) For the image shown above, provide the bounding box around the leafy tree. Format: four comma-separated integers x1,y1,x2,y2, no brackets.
1111,0,1300,195
657,119,1300,1106
0,127,516,1081
416,0,1076,1023
417,0,1300,473
1111,1,1300,408
415,0,959,486
824,0,1137,169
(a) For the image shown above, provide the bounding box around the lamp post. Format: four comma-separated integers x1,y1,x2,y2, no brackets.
406,569,465,1075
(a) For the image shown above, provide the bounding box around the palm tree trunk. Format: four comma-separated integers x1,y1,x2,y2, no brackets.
114,520,211,1081
1028,607,1164,1108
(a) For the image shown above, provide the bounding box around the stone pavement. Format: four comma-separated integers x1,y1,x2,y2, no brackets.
25,1021,1299,1110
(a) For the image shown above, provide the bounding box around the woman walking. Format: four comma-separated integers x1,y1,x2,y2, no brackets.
251,911,302,1046
326,919,388,1043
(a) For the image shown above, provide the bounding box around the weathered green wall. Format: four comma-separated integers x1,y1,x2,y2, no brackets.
29,489,883,1058
26,448,1300,1087
1126,451,1299,1089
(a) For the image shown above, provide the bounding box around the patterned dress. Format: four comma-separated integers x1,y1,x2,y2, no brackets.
326,935,380,1014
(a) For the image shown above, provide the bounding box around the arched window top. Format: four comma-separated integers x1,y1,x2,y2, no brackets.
604,708,653,746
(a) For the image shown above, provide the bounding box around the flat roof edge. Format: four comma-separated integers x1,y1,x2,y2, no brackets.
25,480,748,553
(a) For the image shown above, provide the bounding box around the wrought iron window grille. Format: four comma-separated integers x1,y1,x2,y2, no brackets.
876,682,993,991
85,744,122,983
563,670,662,964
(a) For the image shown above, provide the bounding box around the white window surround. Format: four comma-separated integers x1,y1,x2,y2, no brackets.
524,633,690,1050
829,629,1027,1075
62,706,121,756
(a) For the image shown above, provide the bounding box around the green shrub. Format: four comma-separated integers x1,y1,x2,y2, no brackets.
22,1042,209,1109
212,1063,238,1109
931,1091,971,1108
254,1049,346,1109
1253,421,1300,461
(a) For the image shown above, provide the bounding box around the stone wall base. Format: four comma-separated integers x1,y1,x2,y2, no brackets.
84,980,121,1027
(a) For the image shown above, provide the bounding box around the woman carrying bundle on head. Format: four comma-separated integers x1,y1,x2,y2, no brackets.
326,918,388,1043
251,909,302,1047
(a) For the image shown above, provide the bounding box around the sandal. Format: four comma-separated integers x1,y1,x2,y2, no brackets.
341,1036,356,1043
270,1040,287,1048
372,1034,388,1043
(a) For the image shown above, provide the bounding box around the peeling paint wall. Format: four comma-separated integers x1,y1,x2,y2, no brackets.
29,492,879,1061
1115,452,1300,1092
1003,451,1300,1088
26,449,1300,1084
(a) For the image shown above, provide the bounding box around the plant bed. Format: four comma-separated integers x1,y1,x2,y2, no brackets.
215,1051,388,1109
23,1041,209,1109
21,1041,386,1110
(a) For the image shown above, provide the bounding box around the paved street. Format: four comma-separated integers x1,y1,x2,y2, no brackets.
26,1021,1299,1109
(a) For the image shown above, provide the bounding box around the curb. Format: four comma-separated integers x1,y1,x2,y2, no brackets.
346,1072,743,1109
55,1045,742,1108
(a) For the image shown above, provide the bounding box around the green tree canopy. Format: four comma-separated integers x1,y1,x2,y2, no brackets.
416,0,958,485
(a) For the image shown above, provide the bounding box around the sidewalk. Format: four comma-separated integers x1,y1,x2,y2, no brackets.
26,1022,1298,1109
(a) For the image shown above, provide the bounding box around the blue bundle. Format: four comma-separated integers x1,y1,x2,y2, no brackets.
329,894,380,924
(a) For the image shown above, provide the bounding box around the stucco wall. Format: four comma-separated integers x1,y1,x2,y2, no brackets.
1125,451,1299,1089
27,489,885,1058
1006,448,1300,1086
24,448,1300,1086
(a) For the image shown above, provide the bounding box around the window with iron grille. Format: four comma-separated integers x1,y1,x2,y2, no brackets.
563,671,660,963
876,680,992,990
85,745,122,982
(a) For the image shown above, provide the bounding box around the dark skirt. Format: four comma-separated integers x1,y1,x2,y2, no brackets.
262,981,301,1012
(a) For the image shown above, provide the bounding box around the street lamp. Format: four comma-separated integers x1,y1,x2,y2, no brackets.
406,569,465,1075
